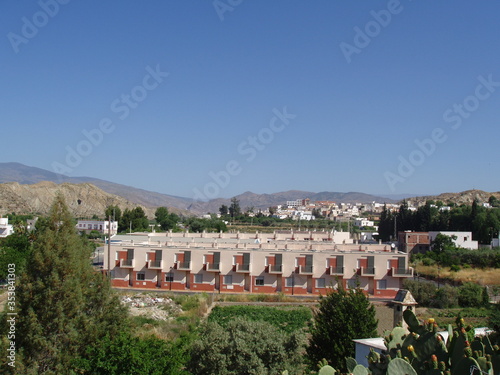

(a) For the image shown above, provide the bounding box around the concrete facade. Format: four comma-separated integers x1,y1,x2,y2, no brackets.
104,231,413,298
428,231,478,250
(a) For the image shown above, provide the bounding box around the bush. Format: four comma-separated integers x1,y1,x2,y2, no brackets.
432,284,458,308
403,279,437,307
188,318,306,375
458,282,486,308
450,264,461,272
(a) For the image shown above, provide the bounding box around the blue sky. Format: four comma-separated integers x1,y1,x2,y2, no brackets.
1,1,499,200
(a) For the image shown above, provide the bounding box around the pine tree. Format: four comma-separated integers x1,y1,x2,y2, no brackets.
13,195,126,373
307,283,378,372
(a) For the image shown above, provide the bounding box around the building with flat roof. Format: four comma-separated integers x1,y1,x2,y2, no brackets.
0,218,14,238
398,231,430,254
77,220,118,235
103,230,413,298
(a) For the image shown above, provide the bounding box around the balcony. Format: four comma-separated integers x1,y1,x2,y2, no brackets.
147,260,162,269
268,265,283,274
176,261,191,271
299,265,313,275
236,264,250,273
206,263,220,272
392,267,414,277
329,266,344,276
361,267,376,276
119,259,134,268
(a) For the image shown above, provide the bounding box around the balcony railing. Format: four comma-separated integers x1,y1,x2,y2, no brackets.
392,267,414,277
361,267,376,276
268,264,283,274
147,260,162,269
299,265,313,275
329,266,344,276
120,259,134,268
236,264,250,273
176,261,191,271
206,263,220,271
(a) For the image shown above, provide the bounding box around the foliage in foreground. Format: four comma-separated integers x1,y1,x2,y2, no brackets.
187,317,306,375
306,283,378,372
316,310,500,375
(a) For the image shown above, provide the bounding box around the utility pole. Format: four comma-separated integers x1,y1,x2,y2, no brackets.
107,215,111,279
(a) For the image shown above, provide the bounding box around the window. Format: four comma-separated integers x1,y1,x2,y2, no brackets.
347,279,357,289
224,275,233,285
137,272,145,281
285,277,294,287
377,280,387,290
194,274,203,284
165,273,174,282
316,278,326,288
255,277,264,286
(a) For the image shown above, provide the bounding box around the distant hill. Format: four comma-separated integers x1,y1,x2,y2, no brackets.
0,181,155,218
0,162,192,213
405,189,500,207
0,162,397,215
188,190,396,214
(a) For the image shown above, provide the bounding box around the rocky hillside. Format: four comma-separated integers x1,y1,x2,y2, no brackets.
0,181,155,218
406,189,500,207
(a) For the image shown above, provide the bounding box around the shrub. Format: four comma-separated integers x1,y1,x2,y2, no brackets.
458,282,485,307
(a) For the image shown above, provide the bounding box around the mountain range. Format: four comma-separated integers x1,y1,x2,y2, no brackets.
0,162,471,217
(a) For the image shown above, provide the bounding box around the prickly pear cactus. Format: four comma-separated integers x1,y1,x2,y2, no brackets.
317,365,336,375
387,358,417,375
352,364,369,375
345,357,357,373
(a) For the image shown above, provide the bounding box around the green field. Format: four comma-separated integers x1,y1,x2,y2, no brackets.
208,305,313,334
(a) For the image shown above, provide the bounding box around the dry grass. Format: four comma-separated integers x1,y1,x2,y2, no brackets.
415,264,500,285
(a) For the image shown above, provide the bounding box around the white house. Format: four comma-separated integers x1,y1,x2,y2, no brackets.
428,231,478,250
76,220,118,235
354,218,375,227
0,218,14,238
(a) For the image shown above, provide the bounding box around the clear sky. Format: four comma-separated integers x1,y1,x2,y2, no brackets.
1,1,499,200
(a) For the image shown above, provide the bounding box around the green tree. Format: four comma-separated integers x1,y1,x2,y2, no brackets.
105,205,122,223
431,233,457,253
219,204,228,216
188,317,305,375
0,230,31,280
155,206,178,231
229,197,241,218
307,283,378,372
119,207,149,232
5,195,126,373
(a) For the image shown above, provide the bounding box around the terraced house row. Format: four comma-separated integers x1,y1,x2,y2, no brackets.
103,230,413,298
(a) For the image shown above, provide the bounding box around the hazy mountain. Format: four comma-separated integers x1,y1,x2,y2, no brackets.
0,162,192,212
0,163,397,215
0,181,155,218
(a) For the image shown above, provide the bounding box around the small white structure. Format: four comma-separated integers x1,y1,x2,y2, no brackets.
429,231,478,250
0,218,14,238
354,218,375,227
76,220,118,235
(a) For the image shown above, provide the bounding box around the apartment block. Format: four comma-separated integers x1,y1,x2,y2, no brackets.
104,231,413,298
